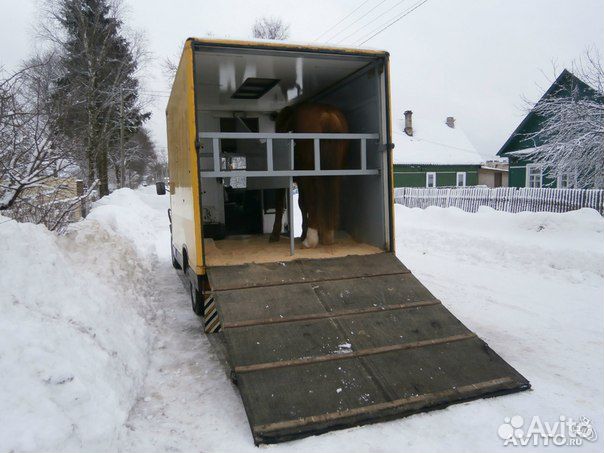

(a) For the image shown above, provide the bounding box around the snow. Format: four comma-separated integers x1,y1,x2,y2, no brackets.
1,187,603,452
392,114,484,165
505,146,541,156
0,188,165,451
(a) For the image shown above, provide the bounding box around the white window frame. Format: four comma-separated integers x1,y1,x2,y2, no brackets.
557,172,576,189
456,172,467,187
426,172,436,188
526,164,543,188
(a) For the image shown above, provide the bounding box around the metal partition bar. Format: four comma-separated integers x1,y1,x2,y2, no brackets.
199,132,380,178
266,139,273,171
201,170,378,177
212,138,220,172
200,132,379,140
360,139,367,171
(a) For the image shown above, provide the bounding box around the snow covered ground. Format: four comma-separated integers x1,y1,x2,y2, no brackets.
1,187,602,452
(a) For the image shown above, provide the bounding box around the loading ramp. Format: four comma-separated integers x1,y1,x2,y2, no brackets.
206,253,530,444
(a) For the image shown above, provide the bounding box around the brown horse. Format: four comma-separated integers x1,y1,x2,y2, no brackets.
270,103,349,248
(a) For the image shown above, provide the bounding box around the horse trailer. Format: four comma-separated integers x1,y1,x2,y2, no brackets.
164,38,529,444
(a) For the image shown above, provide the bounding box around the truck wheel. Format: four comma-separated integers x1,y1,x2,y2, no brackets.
190,281,204,317
171,245,181,269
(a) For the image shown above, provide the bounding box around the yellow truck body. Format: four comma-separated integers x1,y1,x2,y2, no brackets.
166,38,394,319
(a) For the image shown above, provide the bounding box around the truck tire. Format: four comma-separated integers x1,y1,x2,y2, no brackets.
190,280,204,317
171,244,181,269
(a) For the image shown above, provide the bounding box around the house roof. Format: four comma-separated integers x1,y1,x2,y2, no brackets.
392,114,482,166
497,69,599,156
480,166,509,172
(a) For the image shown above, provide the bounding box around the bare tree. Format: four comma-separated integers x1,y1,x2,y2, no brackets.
108,126,159,187
525,51,604,188
162,56,179,85
252,17,290,40
1,58,68,210
0,56,96,231
40,0,150,196
163,33,215,86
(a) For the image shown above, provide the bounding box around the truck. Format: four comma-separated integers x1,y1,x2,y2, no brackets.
162,38,529,445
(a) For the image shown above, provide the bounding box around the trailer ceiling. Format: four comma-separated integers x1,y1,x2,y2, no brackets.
193,47,378,112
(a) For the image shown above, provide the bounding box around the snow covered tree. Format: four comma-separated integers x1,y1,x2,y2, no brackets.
44,0,150,196
525,54,604,188
0,55,96,231
1,58,67,210
108,127,160,187
252,17,290,40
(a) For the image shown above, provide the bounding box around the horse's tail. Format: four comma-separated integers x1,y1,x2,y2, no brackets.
321,108,349,134
320,108,349,170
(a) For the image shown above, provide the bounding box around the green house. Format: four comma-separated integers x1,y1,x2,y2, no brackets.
393,111,483,188
497,69,597,188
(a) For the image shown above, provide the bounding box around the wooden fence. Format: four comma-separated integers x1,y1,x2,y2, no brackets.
393,187,604,214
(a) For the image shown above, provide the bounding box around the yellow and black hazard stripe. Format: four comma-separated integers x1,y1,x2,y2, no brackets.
203,294,221,333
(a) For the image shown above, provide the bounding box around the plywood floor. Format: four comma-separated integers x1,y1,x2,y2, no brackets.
204,232,382,267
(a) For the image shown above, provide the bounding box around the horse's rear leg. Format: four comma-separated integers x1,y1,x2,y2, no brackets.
301,177,319,248
319,176,340,246
269,188,285,242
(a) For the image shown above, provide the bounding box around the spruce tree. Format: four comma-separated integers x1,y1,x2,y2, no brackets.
53,0,149,195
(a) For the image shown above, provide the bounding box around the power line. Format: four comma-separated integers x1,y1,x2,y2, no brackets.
314,0,372,42
357,0,430,45
335,0,410,44
324,0,389,43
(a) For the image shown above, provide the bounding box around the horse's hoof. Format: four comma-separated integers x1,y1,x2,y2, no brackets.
269,235,280,243
321,229,335,245
302,228,319,248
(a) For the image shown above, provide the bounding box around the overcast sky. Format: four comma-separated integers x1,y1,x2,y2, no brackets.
2,0,603,158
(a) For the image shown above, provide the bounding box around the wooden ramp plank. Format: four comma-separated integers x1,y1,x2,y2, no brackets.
234,334,477,373
252,377,521,443
215,272,436,328
310,272,437,312
240,338,528,444
297,253,409,282
215,283,326,327
223,303,470,368
207,252,409,291
206,253,530,445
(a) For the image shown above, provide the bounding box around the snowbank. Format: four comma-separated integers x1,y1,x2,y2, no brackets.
118,201,603,452
389,205,604,453
395,205,604,279
0,188,165,452
2,189,603,452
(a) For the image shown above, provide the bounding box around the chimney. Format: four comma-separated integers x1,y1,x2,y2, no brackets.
446,116,455,128
404,110,413,136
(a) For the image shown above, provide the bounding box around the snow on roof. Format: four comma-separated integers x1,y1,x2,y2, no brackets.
392,115,483,166
505,146,541,156
480,166,509,172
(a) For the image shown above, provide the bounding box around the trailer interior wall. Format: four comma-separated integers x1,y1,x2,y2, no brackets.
192,44,391,257
311,63,389,249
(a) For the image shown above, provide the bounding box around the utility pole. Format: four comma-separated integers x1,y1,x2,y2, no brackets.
119,87,125,188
